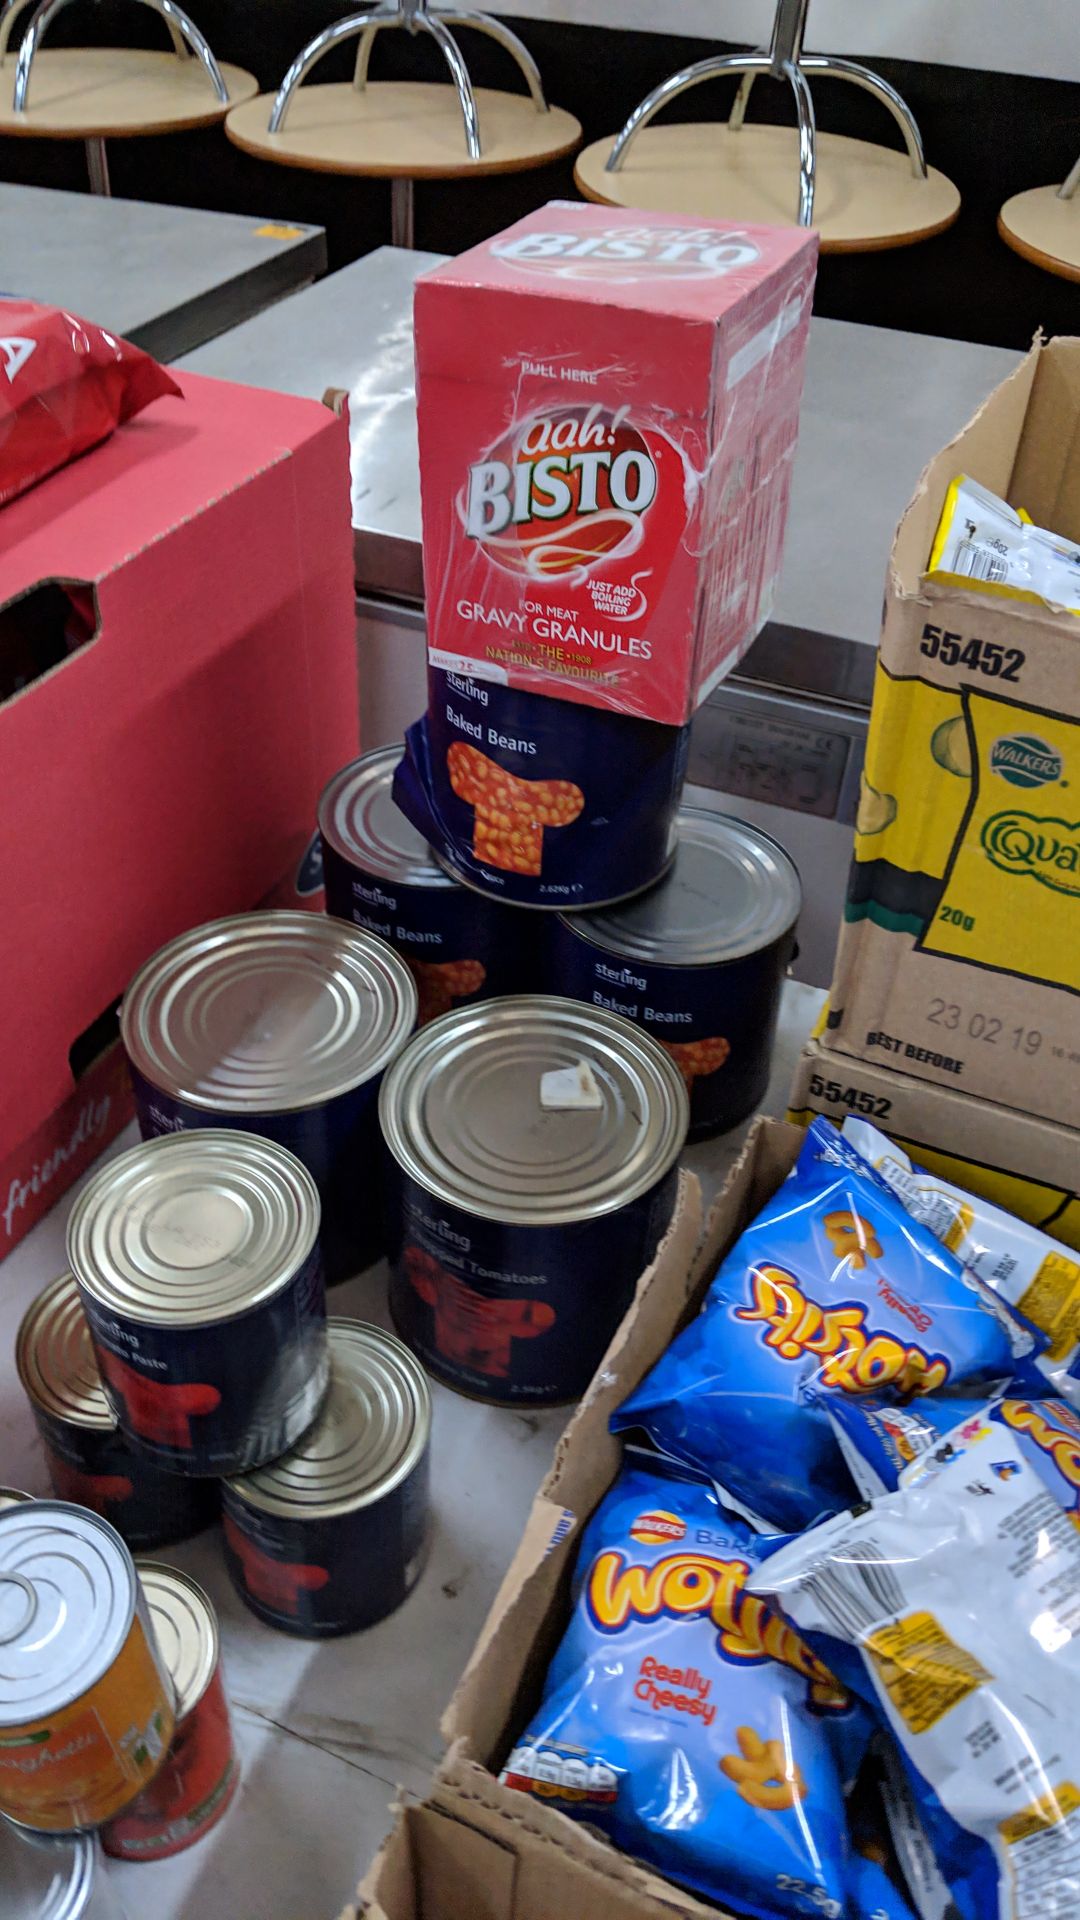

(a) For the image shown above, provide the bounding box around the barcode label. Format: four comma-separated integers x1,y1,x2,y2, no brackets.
799,1541,905,1637
955,540,1009,583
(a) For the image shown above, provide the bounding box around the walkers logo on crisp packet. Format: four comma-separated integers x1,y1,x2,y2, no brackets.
462,403,682,593
989,734,1062,788
489,223,763,284
629,1507,686,1546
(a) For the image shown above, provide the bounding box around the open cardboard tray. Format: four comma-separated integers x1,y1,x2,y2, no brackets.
349,1118,802,1919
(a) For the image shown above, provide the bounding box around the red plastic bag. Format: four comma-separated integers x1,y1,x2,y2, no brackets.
0,300,181,510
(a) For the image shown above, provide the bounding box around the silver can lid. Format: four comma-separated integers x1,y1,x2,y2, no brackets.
0,1503,135,1726
67,1131,321,1328
1,1823,97,1920
379,996,688,1224
559,806,801,966
319,747,453,890
17,1275,114,1432
121,911,418,1114
225,1320,430,1520
135,1564,218,1719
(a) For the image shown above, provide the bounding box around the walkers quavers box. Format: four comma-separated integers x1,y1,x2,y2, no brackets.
415,204,818,726
788,1039,1080,1252
0,373,357,1258
437,1119,798,1916
825,337,1080,1130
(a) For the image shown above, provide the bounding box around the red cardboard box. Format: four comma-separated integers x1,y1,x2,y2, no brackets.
0,373,357,1256
415,203,818,725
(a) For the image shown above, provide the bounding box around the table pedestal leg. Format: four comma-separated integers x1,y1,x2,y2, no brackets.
85,135,111,194
391,175,414,248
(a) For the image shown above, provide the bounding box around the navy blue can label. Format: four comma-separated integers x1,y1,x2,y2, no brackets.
322,844,537,1018
77,1247,328,1478
387,1166,680,1405
548,920,795,1139
32,1408,219,1550
221,1458,429,1639
130,1069,385,1284
392,669,690,908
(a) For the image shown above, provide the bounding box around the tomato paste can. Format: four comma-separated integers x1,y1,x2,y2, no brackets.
102,1564,238,1861
392,669,690,909
17,1275,219,1547
3,1821,120,1920
67,1131,328,1478
120,911,417,1282
222,1319,431,1638
549,807,800,1138
0,1502,174,1832
319,745,535,1021
380,997,688,1404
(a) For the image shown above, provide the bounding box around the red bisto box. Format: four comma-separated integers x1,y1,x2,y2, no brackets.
415,203,818,725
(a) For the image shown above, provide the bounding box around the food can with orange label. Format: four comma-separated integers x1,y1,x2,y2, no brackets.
0,1502,174,1832
319,746,535,1022
102,1564,238,1860
17,1275,219,1548
392,669,690,908
549,808,800,1137
222,1319,431,1638
380,998,687,1404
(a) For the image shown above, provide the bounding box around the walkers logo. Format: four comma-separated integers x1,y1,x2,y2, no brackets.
629,1508,686,1546
989,734,1063,788
463,403,680,584
490,225,761,284
982,811,1080,897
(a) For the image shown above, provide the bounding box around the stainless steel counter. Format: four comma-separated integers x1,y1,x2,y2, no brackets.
0,183,327,361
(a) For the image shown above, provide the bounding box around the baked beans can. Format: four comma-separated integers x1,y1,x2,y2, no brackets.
102,1564,238,1861
2,1822,119,1920
67,1131,328,1478
0,1503,175,1832
392,668,690,909
222,1319,431,1638
549,807,800,1138
17,1275,219,1547
379,996,688,1404
319,745,535,1021
120,911,418,1282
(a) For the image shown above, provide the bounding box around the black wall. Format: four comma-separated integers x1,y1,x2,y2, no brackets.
3,6,1079,348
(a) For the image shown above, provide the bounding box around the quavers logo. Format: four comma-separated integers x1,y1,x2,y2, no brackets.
989,735,1062,788
489,226,761,283
585,1548,847,1708
629,1508,686,1546
463,405,670,580
982,812,1080,897
734,1266,951,1394
997,1401,1080,1517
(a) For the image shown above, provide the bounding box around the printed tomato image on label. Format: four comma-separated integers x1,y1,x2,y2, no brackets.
96,1349,222,1448
222,1511,330,1617
404,1244,556,1378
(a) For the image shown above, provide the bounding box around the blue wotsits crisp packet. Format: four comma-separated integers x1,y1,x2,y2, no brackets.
830,1389,1080,1521
500,1454,871,1920
613,1119,1043,1532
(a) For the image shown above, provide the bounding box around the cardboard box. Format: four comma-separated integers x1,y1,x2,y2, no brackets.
0,373,357,1257
825,337,1080,1130
416,204,818,725
788,1038,1080,1250
436,1118,801,1919
351,1785,711,1920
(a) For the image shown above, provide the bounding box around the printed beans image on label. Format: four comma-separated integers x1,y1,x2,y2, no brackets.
393,669,690,908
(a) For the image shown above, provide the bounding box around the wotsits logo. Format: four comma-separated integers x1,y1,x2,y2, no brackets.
463,404,662,580
734,1265,951,1395
490,226,761,283
982,811,1080,897
997,1400,1080,1519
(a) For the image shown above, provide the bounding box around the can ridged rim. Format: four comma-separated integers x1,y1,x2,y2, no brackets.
378,995,688,1224
17,1274,114,1431
0,1503,136,1726
318,747,454,890
120,910,418,1114
224,1319,430,1519
136,1562,218,1719
555,806,801,966
67,1131,321,1327
1,1823,95,1920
